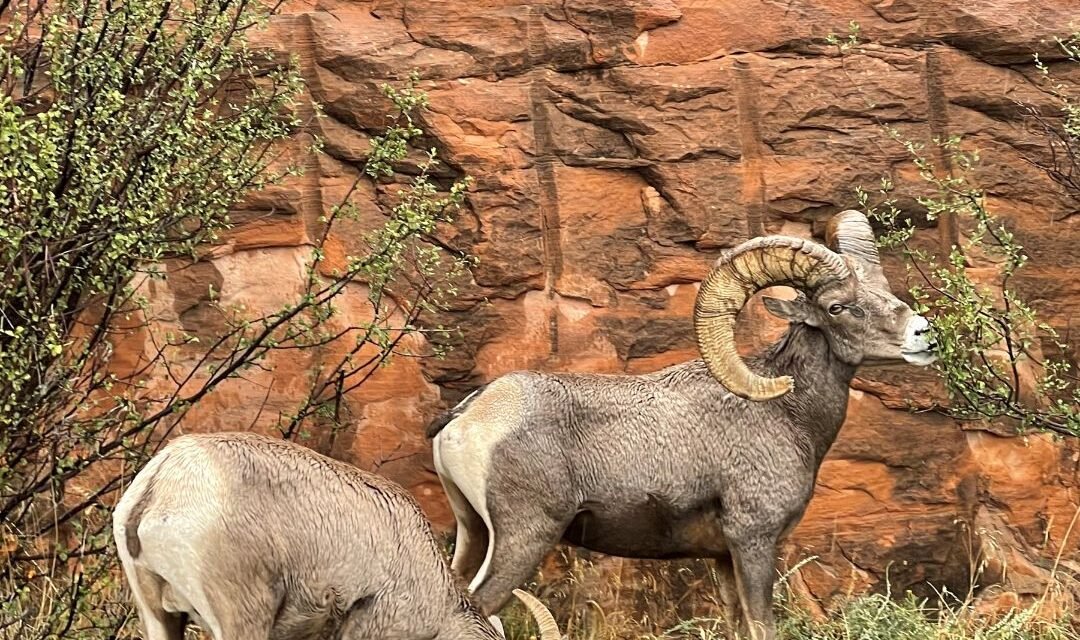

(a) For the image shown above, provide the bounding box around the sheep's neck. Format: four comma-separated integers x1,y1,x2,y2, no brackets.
755,322,856,463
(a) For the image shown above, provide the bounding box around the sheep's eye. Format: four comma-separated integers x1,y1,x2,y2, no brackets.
828,303,845,316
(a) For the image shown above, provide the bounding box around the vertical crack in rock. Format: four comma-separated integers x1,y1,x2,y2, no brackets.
527,5,564,355
298,13,329,245
734,57,767,238
924,46,961,253
297,14,342,455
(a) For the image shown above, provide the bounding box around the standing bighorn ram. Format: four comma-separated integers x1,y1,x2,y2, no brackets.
428,211,936,640
112,432,560,640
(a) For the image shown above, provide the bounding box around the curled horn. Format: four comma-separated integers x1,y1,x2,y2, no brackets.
512,589,561,640
693,236,850,401
826,209,881,265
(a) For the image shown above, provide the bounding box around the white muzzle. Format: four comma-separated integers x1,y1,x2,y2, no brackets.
900,315,936,365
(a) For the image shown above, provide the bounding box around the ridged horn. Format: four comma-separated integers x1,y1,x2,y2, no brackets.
826,210,881,265
512,589,561,640
694,236,850,401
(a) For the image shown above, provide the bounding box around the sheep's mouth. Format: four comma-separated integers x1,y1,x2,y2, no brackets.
901,349,937,366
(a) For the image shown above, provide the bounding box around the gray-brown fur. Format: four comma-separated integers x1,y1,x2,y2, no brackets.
113,432,502,640
431,238,935,640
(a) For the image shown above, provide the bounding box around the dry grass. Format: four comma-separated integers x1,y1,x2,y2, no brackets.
500,547,1079,640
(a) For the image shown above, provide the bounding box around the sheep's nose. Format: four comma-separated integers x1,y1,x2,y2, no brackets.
910,315,931,334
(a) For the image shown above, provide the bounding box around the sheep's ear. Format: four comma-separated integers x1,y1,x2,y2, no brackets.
763,295,821,327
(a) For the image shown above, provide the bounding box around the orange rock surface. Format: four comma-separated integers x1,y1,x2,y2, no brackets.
123,0,1080,616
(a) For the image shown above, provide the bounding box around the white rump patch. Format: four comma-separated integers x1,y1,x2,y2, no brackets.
432,377,524,593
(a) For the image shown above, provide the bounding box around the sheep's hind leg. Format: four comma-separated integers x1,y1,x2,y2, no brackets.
209,607,277,640
212,617,274,640
126,566,188,640
442,475,489,582
201,578,282,640
468,511,567,617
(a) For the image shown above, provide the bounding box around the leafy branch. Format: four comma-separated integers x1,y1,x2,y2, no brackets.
859,135,1079,435
0,0,473,632
822,22,1079,436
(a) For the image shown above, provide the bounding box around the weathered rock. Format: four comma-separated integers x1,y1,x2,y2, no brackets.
115,0,1080,631
785,393,979,603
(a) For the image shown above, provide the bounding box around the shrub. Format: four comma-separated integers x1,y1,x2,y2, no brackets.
827,23,1079,436
861,133,1079,435
0,0,470,634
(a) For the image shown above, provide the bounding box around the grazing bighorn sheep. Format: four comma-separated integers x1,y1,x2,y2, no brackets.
428,211,936,640
112,432,560,640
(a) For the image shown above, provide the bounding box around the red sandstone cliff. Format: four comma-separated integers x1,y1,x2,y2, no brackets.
123,0,1080,621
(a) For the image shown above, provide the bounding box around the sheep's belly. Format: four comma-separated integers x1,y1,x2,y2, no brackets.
562,507,729,559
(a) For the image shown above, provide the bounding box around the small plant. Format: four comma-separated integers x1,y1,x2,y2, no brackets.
1029,33,1080,209
825,20,861,54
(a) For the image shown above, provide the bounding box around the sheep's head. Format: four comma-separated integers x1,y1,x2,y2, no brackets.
693,210,935,401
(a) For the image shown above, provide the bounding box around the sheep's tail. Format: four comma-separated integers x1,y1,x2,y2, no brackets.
117,447,172,558
424,385,486,438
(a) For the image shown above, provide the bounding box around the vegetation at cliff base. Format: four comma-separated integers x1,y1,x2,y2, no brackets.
498,561,1078,640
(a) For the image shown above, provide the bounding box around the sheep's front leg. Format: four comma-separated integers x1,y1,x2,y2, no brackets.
729,538,777,640
712,554,743,639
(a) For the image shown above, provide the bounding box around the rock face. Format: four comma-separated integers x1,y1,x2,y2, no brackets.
125,0,1080,627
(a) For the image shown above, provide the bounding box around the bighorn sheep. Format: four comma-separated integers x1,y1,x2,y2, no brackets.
428,211,936,640
112,432,560,640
